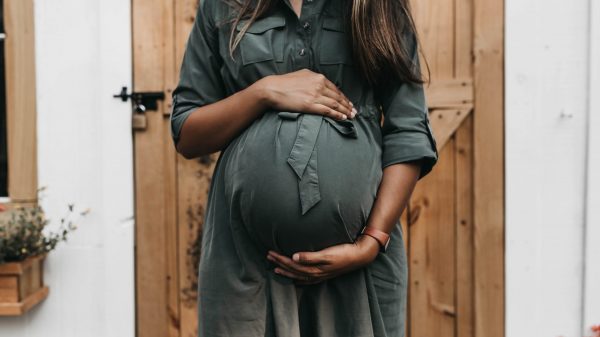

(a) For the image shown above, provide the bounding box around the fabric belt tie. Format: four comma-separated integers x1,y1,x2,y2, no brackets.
278,112,358,215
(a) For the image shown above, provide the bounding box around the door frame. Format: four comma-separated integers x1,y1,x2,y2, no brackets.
472,0,505,336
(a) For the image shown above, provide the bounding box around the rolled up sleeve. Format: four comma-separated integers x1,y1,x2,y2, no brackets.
170,0,226,147
378,31,438,179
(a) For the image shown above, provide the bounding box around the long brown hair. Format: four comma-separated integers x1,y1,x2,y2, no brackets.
224,0,427,86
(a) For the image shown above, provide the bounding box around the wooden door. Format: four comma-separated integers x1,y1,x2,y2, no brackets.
405,0,504,337
131,0,504,336
132,1,212,336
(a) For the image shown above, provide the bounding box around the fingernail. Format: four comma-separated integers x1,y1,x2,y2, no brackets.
293,254,300,262
349,101,354,107
266,255,273,261
341,115,347,120
352,107,358,115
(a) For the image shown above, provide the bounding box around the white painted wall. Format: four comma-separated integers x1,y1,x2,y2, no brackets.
0,0,134,336
506,0,600,336
583,0,600,331
1,0,598,336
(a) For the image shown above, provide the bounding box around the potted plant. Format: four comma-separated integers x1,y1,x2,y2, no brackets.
0,187,88,315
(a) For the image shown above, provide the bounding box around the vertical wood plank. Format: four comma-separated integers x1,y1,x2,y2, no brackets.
172,1,209,336
411,0,455,80
455,116,474,337
4,0,37,202
162,1,181,337
132,0,180,335
473,0,504,336
400,208,410,337
0,277,19,302
455,0,474,78
176,154,218,337
401,209,409,254
409,142,456,337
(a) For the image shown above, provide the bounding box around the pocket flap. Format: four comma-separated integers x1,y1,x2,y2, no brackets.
322,17,346,32
236,16,286,34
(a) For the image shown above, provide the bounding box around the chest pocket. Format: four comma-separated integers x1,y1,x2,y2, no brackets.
319,17,354,65
236,16,286,65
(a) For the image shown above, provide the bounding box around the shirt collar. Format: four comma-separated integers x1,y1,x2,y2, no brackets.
281,0,330,19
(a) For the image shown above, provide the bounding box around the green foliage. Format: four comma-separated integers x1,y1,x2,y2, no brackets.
0,188,89,264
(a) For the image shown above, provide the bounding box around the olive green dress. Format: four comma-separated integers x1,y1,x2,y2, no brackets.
170,0,438,336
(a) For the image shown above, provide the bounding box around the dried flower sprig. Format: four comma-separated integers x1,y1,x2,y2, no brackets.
0,187,89,263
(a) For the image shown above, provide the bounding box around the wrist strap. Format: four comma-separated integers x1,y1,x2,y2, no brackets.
360,226,391,252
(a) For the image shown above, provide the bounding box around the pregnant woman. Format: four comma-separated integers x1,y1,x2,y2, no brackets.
170,0,438,336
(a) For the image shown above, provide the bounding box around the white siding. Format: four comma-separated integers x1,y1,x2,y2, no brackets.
506,0,599,336
583,0,600,332
0,0,597,336
0,0,134,336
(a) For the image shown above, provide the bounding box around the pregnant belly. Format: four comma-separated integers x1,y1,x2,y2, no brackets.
223,111,383,257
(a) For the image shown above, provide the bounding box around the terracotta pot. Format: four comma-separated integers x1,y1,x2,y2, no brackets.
0,253,49,315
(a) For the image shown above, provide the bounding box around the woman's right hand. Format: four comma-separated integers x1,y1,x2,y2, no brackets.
256,69,357,121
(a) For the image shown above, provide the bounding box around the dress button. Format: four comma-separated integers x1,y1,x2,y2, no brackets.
299,48,306,56
302,21,310,29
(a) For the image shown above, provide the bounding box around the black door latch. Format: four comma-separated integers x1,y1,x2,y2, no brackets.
113,86,165,113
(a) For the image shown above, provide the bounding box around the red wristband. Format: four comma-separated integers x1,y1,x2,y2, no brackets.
360,226,391,253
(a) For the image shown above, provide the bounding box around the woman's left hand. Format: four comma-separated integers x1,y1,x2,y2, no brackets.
266,234,381,285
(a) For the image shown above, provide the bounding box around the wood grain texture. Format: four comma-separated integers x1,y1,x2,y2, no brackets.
176,154,218,337
172,1,216,337
0,277,19,302
133,0,180,335
409,0,503,334
455,116,475,337
426,79,473,109
162,1,180,337
0,254,48,316
473,0,505,335
4,0,38,202
412,0,455,79
131,0,504,335
409,142,457,337
401,208,410,337
0,286,48,316
429,107,473,151
455,0,474,78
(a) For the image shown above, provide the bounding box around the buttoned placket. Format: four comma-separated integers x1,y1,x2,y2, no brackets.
279,0,358,214
285,0,313,72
